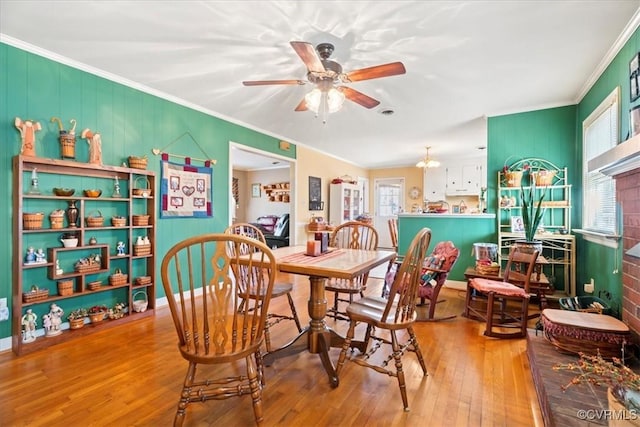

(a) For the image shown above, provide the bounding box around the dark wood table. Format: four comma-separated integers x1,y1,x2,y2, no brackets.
263,245,396,387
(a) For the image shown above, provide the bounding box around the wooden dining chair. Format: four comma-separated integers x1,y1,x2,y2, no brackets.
160,233,277,426
464,245,539,338
224,223,301,352
336,227,432,411
326,221,379,321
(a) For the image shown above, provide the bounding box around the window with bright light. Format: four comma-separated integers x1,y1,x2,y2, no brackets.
582,87,619,235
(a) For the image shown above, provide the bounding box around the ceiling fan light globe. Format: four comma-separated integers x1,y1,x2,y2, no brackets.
305,87,345,114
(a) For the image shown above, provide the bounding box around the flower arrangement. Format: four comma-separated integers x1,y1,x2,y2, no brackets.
67,308,87,320
554,351,640,411
88,305,108,314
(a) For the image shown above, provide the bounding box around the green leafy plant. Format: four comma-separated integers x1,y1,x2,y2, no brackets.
520,172,546,242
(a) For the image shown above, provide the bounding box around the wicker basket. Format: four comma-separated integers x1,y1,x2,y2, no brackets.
88,312,105,323
475,262,500,276
49,212,65,229
533,170,557,186
109,269,128,286
75,263,101,273
22,288,49,303
59,133,76,159
132,176,152,197
308,221,326,232
85,210,104,227
504,170,523,187
57,280,73,296
128,156,148,169
111,216,126,227
87,280,102,291
132,290,148,313
133,243,151,256
132,215,150,226
135,276,152,286
23,212,44,230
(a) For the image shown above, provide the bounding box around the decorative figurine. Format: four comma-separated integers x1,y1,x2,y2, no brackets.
21,309,38,343
24,247,36,264
55,259,63,276
15,117,42,157
35,248,46,264
88,236,98,245
46,303,64,337
81,128,103,165
116,241,126,256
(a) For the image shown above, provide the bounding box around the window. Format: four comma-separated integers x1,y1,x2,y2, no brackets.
582,87,619,236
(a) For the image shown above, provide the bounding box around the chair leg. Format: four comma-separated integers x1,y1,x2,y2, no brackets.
336,320,357,376
254,350,265,387
246,354,264,426
175,362,197,427
286,293,302,332
391,331,410,411
408,326,427,375
484,292,496,337
520,298,530,337
263,320,273,353
463,284,473,318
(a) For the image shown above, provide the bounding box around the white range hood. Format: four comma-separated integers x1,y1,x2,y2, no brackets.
589,134,640,176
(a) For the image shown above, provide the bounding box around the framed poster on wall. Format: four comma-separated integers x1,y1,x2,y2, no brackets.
309,176,324,210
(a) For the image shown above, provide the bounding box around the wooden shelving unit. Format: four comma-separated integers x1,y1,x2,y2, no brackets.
12,155,156,355
263,182,290,202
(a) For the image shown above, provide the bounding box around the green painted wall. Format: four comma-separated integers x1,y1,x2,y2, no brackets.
0,43,295,341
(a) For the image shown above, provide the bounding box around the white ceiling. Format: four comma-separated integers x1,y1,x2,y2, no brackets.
1,1,639,170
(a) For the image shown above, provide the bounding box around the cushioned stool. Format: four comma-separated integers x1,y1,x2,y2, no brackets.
541,308,630,359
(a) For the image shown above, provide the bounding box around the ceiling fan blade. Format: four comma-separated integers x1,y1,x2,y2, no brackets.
290,41,325,73
338,86,380,109
242,79,305,86
345,62,406,82
294,98,308,111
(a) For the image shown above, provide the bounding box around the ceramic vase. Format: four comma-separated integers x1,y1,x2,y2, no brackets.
66,200,78,228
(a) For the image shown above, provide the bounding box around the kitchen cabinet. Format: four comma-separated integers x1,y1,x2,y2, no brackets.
12,155,156,355
329,182,363,224
423,167,447,201
446,164,482,196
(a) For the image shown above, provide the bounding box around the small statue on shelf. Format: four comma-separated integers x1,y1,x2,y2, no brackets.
81,128,102,165
35,248,46,264
46,303,64,337
21,309,37,343
55,259,63,276
116,241,126,256
24,247,36,264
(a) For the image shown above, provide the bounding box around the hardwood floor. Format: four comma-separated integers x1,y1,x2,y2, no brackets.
0,275,543,426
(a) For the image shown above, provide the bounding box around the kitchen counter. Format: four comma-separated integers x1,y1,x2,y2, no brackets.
398,213,496,281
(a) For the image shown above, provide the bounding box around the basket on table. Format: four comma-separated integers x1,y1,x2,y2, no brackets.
111,216,126,227
132,290,148,313
85,210,104,227
22,286,49,303
128,156,148,169
57,280,73,296
132,215,150,226
475,262,500,276
109,268,128,286
23,212,44,230
132,177,152,197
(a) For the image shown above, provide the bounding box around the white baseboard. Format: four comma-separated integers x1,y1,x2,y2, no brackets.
444,280,467,291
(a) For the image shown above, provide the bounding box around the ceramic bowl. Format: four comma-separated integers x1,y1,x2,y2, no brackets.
53,188,75,197
60,238,78,248
83,189,102,198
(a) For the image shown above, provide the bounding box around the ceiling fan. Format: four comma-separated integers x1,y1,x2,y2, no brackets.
242,41,406,117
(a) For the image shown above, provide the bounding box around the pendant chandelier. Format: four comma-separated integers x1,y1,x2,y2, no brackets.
416,146,440,168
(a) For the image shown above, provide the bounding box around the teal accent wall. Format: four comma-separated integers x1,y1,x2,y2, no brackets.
397,215,495,281
0,43,295,341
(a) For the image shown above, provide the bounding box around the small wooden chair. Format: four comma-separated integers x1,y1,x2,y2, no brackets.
224,223,301,352
464,246,539,338
326,221,379,321
416,240,460,321
336,227,432,411
160,233,277,426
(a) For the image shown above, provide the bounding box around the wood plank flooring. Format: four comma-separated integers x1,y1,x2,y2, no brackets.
0,275,544,426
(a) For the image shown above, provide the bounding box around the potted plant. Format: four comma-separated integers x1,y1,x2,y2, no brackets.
554,352,640,425
67,308,87,329
517,170,546,253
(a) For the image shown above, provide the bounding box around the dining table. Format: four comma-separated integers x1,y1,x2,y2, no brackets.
263,245,396,387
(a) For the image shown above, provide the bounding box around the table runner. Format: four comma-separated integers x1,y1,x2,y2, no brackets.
278,249,344,265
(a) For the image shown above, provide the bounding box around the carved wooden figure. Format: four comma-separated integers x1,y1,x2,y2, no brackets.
81,128,103,165
15,117,42,156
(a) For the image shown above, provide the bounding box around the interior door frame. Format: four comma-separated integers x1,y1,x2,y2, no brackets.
373,177,405,249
